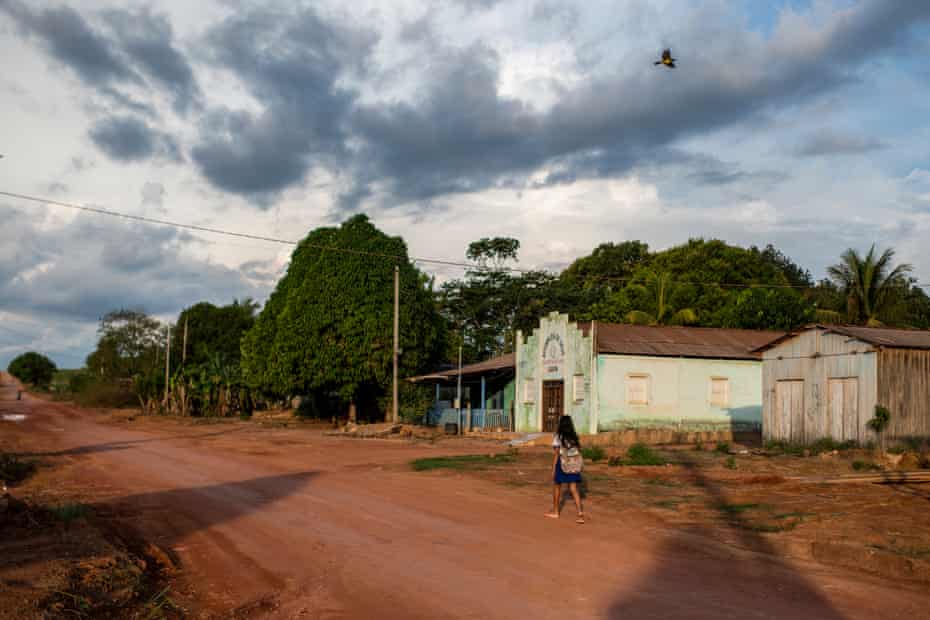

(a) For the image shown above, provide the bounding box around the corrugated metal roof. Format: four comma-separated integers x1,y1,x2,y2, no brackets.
595,324,784,360
407,353,515,382
759,325,930,350
825,325,930,349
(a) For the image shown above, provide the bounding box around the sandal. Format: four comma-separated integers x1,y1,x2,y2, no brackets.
576,513,585,524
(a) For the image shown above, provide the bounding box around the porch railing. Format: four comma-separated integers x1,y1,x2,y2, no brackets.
427,407,511,431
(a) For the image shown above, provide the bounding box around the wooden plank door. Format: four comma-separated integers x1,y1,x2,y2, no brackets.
542,381,564,433
840,378,859,442
776,380,804,442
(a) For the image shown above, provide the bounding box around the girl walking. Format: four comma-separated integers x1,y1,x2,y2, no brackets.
545,415,585,524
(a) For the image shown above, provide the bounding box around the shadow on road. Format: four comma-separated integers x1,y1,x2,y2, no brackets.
606,452,845,619
13,426,248,459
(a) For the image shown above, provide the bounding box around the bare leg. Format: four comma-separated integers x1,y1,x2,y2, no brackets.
545,484,561,518
568,483,584,523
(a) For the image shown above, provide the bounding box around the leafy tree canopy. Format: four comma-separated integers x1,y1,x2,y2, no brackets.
173,299,259,367
86,309,162,378
241,215,446,416
8,351,57,387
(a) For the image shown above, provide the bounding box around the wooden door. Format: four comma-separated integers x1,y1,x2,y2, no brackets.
776,380,804,442
542,381,564,432
829,378,860,442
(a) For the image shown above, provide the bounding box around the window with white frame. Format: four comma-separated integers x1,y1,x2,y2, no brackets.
709,377,730,407
523,379,535,403
626,374,650,405
573,375,586,402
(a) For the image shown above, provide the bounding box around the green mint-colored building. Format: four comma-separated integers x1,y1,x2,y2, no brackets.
515,313,783,434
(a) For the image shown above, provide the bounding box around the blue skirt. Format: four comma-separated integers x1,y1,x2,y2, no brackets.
554,458,582,484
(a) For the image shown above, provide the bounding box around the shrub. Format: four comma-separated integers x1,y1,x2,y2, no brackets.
74,381,138,408
810,437,857,454
725,456,737,470
715,442,731,454
868,406,891,434
67,371,95,394
626,443,666,466
0,453,37,485
852,460,880,472
581,446,606,462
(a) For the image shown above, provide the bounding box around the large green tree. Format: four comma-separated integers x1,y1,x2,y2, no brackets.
86,309,163,378
827,245,912,326
8,351,57,387
241,215,446,421
172,299,259,367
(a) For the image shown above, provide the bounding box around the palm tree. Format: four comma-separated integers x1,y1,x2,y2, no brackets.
827,245,912,326
625,272,698,326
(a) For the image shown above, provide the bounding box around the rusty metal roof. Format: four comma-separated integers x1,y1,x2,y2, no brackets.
595,324,784,360
407,353,515,383
757,325,930,351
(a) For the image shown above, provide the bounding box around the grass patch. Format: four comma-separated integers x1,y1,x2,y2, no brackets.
717,502,766,515
724,456,737,470
852,460,881,472
653,500,683,510
49,503,91,523
715,442,731,454
411,454,515,472
581,446,606,462
626,443,667,466
773,511,816,520
643,477,678,487
747,522,799,533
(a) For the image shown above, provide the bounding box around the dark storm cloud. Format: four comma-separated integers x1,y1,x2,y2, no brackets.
340,1,930,211
795,129,886,157
190,6,376,200
89,117,181,163
0,1,139,87
102,8,202,114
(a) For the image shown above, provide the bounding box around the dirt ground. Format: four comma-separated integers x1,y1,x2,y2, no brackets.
3,372,930,619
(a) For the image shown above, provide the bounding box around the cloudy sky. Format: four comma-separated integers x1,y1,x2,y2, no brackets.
2,0,930,369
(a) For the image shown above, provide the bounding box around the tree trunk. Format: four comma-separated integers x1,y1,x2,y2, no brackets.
348,400,357,424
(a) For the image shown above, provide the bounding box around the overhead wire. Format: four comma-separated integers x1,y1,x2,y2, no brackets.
2,189,929,292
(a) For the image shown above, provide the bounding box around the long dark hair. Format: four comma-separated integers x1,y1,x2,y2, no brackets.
557,415,580,449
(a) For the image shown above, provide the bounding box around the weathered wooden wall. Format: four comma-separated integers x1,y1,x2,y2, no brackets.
762,329,878,443
878,349,930,440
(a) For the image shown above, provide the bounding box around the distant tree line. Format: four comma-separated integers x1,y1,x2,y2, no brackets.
39,214,927,421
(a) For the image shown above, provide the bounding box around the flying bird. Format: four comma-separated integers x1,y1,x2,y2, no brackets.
654,48,676,68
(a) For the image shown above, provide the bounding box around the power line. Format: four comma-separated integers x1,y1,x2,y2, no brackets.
2,189,928,292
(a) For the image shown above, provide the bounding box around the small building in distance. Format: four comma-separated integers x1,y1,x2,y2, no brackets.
756,325,930,444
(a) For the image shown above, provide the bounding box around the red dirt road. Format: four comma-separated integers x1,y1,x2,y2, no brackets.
3,375,929,619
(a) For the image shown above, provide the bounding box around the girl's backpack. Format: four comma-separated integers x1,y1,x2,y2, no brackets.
560,445,584,474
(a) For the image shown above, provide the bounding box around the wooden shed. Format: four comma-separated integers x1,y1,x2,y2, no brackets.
756,325,930,444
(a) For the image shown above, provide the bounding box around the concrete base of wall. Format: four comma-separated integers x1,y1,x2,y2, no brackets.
585,428,734,447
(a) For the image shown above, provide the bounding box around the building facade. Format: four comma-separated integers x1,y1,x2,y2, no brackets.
515,313,782,434
758,325,930,444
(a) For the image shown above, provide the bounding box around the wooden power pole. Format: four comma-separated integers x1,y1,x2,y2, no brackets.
392,265,400,424
164,325,171,403
182,317,188,364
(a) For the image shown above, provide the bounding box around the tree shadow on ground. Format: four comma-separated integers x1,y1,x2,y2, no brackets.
13,427,248,458
606,451,845,619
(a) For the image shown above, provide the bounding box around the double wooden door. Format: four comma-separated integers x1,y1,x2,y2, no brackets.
542,380,564,432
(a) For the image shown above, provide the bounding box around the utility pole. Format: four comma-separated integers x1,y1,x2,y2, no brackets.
392,265,400,424
164,325,171,403
456,343,463,435
182,317,188,365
